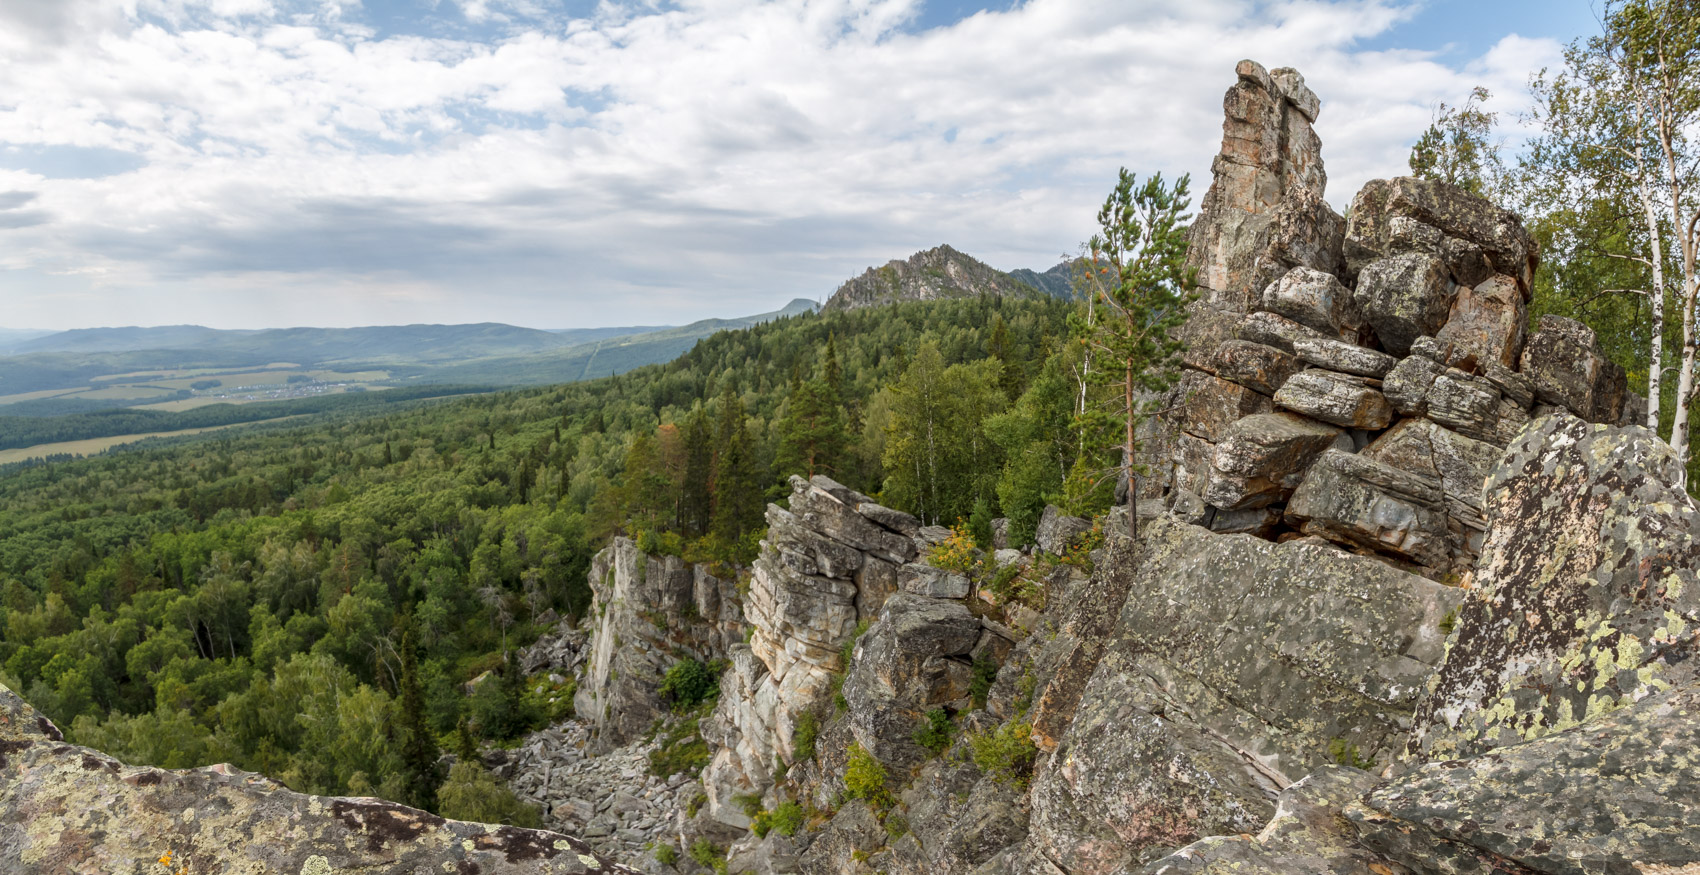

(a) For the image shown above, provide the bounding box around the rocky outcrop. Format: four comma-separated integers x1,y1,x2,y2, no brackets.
1150,60,1625,581
1408,413,1700,762
821,245,1043,312
702,476,922,825
0,682,638,874
575,538,739,752
841,594,982,771
1015,518,1460,871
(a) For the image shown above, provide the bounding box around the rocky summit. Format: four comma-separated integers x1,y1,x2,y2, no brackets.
6,60,1700,875
820,245,1047,312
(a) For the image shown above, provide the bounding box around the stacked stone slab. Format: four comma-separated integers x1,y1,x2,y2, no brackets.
701,475,923,826
1160,60,1636,577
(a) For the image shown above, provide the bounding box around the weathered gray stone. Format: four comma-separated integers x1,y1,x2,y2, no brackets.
1273,369,1393,429
1286,450,1450,568
1204,504,1284,537
1179,370,1275,440
1270,66,1320,123
1179,301,1241,375
1481,362,1533,409
1518,315,1627,424
1424,370,1502,444
1438,235,1496,289
1259,267,1358,336
1021,519,1460,870
841,593,981,771
1353,252,1454,356
1358,681,1700,875
0,684,638,875
1202,412,1346,510
1362,418,1498,521
1347,177,1537,295
1429,274,1525,371
1186,60,1339,314
1212,339,1305,396
1142,767,1403,875
1237,310,1331,354
1035,504,1093,555
1408,413,1700,763
1382,354,1444,416
900,562,972,600
1291,337,1398,378
788,476,918,565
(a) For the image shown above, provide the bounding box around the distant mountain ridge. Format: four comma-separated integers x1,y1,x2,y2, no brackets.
821,244,1075,312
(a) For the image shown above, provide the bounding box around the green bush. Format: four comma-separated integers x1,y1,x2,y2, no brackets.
648,714,711,778
654,843,679,866
927,524,980,574
688,838,728,875
843,742,892,809
884,811,910,840
768,801,806,837
839,620,870,669
435,761,542,828
968,498,994,551
658,658,723,711
792,711,819,762
912,708,952,755
1328,737,1375,770
967,720,1037,786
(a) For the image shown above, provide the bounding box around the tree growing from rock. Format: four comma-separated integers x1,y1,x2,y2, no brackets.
1073,169,1195,540
1409,86,1504,201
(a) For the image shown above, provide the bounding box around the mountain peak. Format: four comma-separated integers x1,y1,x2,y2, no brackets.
820,245,1044,312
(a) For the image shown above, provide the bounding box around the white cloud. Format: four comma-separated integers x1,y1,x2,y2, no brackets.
0,0,1567,329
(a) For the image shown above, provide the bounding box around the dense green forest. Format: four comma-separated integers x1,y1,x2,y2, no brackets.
0,385,496,451
0,295,1102,818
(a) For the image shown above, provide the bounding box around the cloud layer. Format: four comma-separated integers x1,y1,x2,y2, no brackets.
0,0,1564,329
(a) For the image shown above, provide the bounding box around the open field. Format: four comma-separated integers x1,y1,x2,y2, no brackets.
0,416,306,465
90,362,302,382
132,383,391,412
0,387,89,405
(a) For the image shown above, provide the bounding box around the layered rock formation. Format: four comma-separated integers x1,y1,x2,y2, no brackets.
575,537,741,752
820,245,1045,312
0,683,638,874
701,476,922,824
1162,60,1635,580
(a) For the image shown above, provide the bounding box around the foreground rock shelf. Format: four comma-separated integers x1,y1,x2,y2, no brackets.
0,684,641,874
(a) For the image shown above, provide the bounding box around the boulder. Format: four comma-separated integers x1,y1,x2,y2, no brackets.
1381,354,1444,416
840,593,981,771
1356,682,1700,875
1361,418,1498,521
1202,412,1346,510
1035,504,1093,555
0,684,639,875
1204,504,1284,537
1352,252,1455,356
1272,369,1393,429
1021,518,1460,870
1423,369,1503,444
1429,274,1526,371
1285,450,1450,568
1142,767,1400,875
1258,267,1359,336
1236,310,1330,354
1518,315,1627,424
1178,301,1242,374
1408,413,1700,763
1346,176,1537,294
787,475,918,565
1179,370,1275,440
900,562,972,600
1291,337,1397,378
1212,339,1306,396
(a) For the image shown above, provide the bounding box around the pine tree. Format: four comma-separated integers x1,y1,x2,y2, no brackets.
396,621,441,812
1074,169,1194,541
680,407,714,537
709,387,762,560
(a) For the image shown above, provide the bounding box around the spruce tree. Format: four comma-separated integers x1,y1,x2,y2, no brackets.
680,407,714,537
709,387,762,560
396,622,441,812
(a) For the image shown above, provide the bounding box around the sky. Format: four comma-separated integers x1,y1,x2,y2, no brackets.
0,0,1604,331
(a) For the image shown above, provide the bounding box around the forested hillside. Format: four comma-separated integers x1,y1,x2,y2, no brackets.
0,294,1096,812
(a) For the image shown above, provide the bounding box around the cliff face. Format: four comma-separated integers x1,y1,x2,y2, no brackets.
819,245,1043,312
0,682,640,875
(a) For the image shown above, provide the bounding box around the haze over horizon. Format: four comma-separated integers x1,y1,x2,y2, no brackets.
0,0,1602,331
